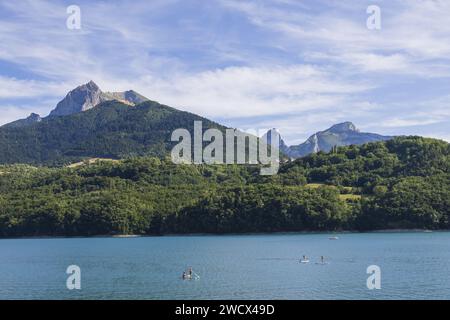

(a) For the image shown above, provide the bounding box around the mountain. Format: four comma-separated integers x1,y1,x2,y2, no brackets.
0,81,268,166
0,100,226,165
0,81,392,165
48,81,148,117
282,122,393,158
2,113,42,128
2,81,149,128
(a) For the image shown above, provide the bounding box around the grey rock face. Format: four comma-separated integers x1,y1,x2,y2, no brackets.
49,81,106,116
326,121,358,133
49,81,148,117
102,90,148,106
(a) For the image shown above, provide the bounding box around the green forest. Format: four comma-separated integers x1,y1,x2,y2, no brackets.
0,136,448,237
0,100,226,165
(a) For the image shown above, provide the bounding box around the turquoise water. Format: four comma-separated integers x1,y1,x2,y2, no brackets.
0,232,449,299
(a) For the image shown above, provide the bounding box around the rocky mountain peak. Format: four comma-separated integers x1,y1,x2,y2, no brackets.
327,122,358,133
27,113,42,122
48,81,148,117
86,80,99,89
49,80,105,116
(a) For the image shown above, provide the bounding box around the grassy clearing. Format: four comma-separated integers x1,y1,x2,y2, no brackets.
305,183,326,189
339,194,362,201
67,158,119,168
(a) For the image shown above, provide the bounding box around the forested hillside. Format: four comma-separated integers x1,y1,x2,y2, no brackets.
0,100,225,165
0,136,448,237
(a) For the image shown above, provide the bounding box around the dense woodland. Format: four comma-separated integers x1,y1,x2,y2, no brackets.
0,136,448,237
0,100,225,165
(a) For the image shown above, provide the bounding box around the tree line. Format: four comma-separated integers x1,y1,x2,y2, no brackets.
0,136,448,236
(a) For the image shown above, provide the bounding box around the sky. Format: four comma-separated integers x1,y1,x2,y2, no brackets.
0,0,449,145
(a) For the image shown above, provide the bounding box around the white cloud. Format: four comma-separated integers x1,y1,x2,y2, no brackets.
220,0,450,77
381,118,444,128
0,77,69,98
127,65,372,118
0,0,448,143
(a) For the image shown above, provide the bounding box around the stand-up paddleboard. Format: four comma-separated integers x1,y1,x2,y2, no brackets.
300,259,310,263
182,273,200,280
182,268,200,280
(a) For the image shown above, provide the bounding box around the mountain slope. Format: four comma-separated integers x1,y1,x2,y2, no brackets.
2,113,42,128
285,122,393,158
0,100,225,165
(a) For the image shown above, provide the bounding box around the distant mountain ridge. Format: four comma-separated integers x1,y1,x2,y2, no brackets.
277,122,393,158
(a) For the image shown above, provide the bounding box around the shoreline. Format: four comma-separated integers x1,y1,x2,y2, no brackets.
0,228,444,240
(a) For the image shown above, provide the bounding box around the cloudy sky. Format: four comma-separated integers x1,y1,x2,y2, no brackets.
0,0,449,144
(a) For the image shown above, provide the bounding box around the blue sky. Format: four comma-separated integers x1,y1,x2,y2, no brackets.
0,0,449,144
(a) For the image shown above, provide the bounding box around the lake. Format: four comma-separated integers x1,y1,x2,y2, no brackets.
0,232,449,299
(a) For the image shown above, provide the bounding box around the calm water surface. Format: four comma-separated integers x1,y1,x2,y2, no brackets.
0,232,449,299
